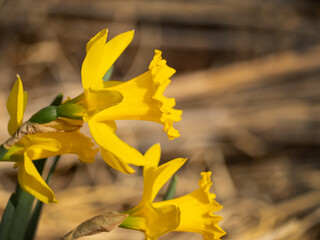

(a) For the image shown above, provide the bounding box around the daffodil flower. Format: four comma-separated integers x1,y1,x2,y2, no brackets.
64,29,182,174
120,144,225,240
2,76,98,203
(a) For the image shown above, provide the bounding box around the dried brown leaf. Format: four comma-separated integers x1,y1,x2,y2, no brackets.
61,211,128,240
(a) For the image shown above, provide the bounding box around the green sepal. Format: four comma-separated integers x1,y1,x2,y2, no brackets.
57,103,85,120
119,215,144,230
29,106,58,124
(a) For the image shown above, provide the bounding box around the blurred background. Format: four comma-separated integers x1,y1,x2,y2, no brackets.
0,0,320,239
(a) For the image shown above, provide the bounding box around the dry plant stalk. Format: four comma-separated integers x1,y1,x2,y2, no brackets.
61,212,128,240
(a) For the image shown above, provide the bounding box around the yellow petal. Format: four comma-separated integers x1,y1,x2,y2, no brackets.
123,203,180,240
17,135,61,160
96,30,134,89
7,75,28,136
3,131,97,164
81,29,108,90
94,50,182,140
1,135,60,162
30,132,98,163
142,144,187,203
100,147,135,174
17,153,57,203
88,119,146,174
154,172,225,240
82,30,134,90
144,143,161,167
86,28,108,54
83,89,123,121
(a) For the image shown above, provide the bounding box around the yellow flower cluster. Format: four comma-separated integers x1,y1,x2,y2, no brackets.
2,29,225,239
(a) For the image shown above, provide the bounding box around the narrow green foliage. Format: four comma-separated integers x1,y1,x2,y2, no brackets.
50,93,63,106
163,175,178,201
0,193,16,239
103,65,114,82
46,155,60,183
7,185,35,240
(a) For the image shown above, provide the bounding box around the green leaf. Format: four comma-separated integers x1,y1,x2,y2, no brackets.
7,185,35,240
163,175,177,201
0,193,17,239
103,65,114,82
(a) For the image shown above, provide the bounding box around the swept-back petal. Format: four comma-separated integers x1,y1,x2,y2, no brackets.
7,75,28,135
96,30,134,89
3,130,97,164
1,135,60,162
30,132,98,163
154,172,225,240
86,29,107,54
94,50,182,140
17,153,57,203
82,30,134,90
82,29,108,90
88,119,146,174
100,147,135,174
142,144,187,203
144,143,161,168
17,135,61,159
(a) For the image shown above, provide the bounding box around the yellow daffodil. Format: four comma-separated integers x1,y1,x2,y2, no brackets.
67,29,182,174
2,76,98,203
120,144,225,240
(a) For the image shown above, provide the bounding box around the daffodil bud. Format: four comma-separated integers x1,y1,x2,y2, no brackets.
29,106,58,124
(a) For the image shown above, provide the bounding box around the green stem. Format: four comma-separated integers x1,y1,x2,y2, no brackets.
0,144,9,160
